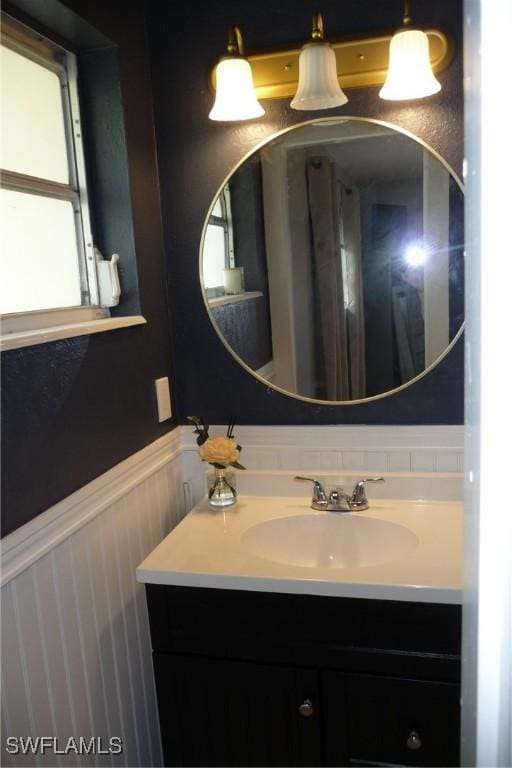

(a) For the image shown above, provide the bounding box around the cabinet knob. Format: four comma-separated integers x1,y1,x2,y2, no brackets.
298,699,314,718
406,730,422,750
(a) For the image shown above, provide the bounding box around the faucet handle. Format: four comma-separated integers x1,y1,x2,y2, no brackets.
328,487,344,505
294,476,327,503
351,477,385,507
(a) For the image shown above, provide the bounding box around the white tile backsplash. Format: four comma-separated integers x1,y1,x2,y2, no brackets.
235,470,463,502
388,452,412,472
342,451,366,471
182,425,463,477
241,447,281,470
182,425,464,503
279,446,302,470
435,451,461,472
366,451,389,472
301,450,343,470
411,451,436,472
179,424,464,502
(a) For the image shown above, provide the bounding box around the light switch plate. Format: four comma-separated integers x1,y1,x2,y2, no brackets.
155,377,172,422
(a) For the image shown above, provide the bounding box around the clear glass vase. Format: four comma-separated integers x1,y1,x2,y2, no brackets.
207,467,237,508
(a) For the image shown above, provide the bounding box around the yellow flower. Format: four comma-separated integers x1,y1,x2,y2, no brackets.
198,436,240,466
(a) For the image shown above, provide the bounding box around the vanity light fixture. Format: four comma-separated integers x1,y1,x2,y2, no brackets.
290,13,348,111
209,26,265,121
379,0,442,100
207,12,450,119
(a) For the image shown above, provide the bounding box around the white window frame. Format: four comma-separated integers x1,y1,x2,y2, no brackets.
204,184,235,298
0,14,144,351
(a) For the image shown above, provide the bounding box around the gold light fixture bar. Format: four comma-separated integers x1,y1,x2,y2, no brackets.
211,29,451,99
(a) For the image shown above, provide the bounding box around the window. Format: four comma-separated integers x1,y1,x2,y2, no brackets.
203,184,234,297
0,13,137,349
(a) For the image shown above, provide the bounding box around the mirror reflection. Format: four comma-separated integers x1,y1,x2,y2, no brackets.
201,118,464,402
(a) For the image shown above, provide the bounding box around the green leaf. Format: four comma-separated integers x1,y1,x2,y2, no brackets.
187,415,211,445
230,461,246,470
212,462,227,470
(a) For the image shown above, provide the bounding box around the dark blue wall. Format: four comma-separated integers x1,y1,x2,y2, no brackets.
146,0,464,426
1,0,174,536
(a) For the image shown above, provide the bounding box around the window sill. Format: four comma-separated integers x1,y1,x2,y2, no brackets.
208,291,263,308
0,315,147,351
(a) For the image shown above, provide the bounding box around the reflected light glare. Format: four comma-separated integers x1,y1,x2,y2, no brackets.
405,244,427,267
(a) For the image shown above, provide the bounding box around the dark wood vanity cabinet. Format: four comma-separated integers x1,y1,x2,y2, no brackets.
323,672,460,766
146,586,461,768
153,654,322,767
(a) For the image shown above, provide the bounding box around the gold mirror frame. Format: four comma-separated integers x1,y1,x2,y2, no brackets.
199,117,464,406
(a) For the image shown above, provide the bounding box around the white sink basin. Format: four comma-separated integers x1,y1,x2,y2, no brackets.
241,513,418,569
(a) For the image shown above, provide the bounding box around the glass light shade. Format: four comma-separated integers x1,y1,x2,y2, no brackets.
291,43,348,111
379,29,441,100
209,57,264,121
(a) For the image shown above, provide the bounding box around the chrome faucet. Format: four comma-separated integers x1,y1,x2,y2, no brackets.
295,476,384,512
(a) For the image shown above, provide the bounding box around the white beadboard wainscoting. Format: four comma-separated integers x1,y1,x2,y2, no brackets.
1,428,193,768
1,423,463,768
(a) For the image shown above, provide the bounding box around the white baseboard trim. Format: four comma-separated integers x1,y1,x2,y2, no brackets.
1,428,183,586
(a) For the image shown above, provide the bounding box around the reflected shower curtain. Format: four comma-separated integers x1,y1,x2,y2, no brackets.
306,156,365,399
339,183,366,399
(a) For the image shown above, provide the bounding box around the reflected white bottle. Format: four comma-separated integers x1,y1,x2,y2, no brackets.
223,267,244,295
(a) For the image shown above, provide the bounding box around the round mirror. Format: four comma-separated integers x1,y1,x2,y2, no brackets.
200,118,464,403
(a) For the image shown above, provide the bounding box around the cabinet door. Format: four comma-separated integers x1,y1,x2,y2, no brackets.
323,672,460,767
154,654,322,767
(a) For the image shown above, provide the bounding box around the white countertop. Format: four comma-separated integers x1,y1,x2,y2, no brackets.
136,496,463,604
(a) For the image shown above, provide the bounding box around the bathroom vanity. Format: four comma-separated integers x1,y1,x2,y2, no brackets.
137,496,462,767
